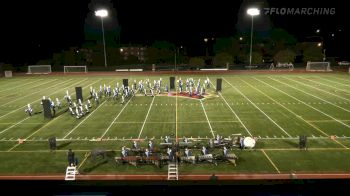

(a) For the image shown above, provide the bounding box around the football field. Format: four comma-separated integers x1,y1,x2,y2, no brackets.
0,72,350,177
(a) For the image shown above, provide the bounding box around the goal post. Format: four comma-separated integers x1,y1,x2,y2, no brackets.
64,66,88,74
306,62,332,72
27,65,52,74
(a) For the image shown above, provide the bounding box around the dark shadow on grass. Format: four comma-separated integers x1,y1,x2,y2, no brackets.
56,142,72,150
283,140,299,148
81,150,117,174
82,159,109,173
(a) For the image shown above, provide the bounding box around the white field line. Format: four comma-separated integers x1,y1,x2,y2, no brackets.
223,78,292,137
301,77,350,95
240,78,329,137
287,77,350,102
77,152,90,170
0,79,44,94
240,78,348,149
254,77,350,129
270,77,350,113
0,122,45,124
200,100,215,138
0,79,31,89
100,96,134,139
61,77,112,139
176,77,178,142
0,78,96,135
208,78,252,136
316,76,350,89
137,96,156,139
7,113,67,151
62,100,108,139
0,78,88,120
307,119,350,123
2,135,350,142
0,117,30,134
2,79,63,106
112,120,240,124
23,79,102,140
261,149,280,174
1,147,350,153
327,76,350,86
0,79,33,89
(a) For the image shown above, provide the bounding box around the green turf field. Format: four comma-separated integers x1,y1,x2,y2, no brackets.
0,72,349,176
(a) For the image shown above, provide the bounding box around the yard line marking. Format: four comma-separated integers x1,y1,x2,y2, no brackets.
315,76,350,90
7,113,67,151
261,149,280,173
289,77,350,102
63,100,107,139
240,78,331,138
0,79,45,94
208,77,252,136
224,78,292,137
100,96,133,139
254,77,350,129
271,77,350,113
137,96,156,139
2,79,67,106
307,119,350,123
0,122,45,125
0,117,30,134
1,147,350,153
325,76,350,87
200,100,215,138
1,78,99,139
176,80,178,142
112,120,240,124
0,78,89,120
77,152,90,170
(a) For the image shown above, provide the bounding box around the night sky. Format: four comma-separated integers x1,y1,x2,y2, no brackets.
0,0,348,64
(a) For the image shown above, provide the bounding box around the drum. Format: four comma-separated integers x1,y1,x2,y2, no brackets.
243,137,256,148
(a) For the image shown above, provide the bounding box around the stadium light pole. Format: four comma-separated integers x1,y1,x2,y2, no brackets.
247,8,260,66
95,9,108,67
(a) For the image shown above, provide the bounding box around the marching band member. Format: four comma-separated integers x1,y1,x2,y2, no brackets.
121,146,128,158
201,146,208,155
223,146,228,157
25,104,33,116
164,136,170,143
133,141,139,149
184,148,191,157
148,140,154,151
56,98,61,109
145,149,150,158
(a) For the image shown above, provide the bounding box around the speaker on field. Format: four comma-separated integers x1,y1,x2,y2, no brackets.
216,78,222,92
299,135,307,150
123,79,128,87
170,77,175,90
48,137,56,151
75,87,83,101
42,99,53,119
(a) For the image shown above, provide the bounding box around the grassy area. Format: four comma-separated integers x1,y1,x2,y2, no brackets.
0,73,349,175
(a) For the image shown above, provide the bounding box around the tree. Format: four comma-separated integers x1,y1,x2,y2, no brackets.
250,52,263,65
151,41,175,50
189,57,205,67
296,42,323,62
274,49,296,63
213,52,233,67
